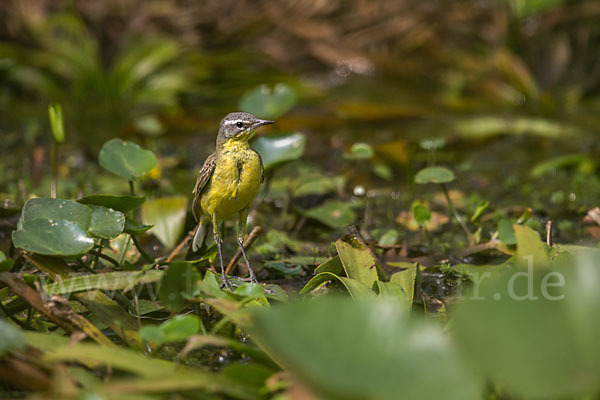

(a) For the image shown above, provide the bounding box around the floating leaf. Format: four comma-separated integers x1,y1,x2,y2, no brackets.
141,196,188,249
99,139,157,180
514,224,550,269
78,194,146,213
0,319,25,356
414,166,455,184
88,205,125,239
344,142,374,160
252,132,305,171
239,83,297,119
13,219,94,256
251,298,480,400
303,201,355,229
497,219,516,245
18,198,91,230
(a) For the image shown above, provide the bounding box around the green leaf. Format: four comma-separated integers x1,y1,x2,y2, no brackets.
48,103,65,143
314,256,344,275
372,163,394,181
514,224,550,268
0,251,14,272
299,272,375,298
335,235,379,288
251,298,480,400
390,263,419,304
234,283,265,298
12,219,94,256
99,139,157,180
78,194,146,213
158,262,201,311
43,270,163,295
141,315,201,345
88,205,125,239
411,201,432,226
0,319,25,356
239,83,297,119
497,219,517,245
141,196,188,249
414,166,455,184
302,201,356,229
344,142,374,160
251,132,305,171
123,217,153,235
18,198,92,230
509,0,567,18
470,200,489,223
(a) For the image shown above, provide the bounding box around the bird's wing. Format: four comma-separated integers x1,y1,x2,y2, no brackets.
192,152,216,221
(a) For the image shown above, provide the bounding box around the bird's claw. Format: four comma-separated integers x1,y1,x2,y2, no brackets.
219,276,237,291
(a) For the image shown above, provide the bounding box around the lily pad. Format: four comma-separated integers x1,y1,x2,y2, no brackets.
252,132,305,171
79,194,146,213
414,166,455,184
88,205,125,239
99,139,157,180
141,196,188,249
344,142,374,160
302,201,356,229
239,83,297,119
18,198,91,230
13,219,94,256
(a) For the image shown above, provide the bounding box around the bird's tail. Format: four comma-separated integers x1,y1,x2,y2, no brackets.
192,220,208,252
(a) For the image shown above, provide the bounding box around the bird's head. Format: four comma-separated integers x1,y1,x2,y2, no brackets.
217,112,274,143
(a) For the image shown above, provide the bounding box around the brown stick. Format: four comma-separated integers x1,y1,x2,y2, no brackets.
546,220,553,246
225,226,264,275
166,226,198,262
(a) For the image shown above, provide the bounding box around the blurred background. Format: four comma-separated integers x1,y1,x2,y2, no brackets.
2,0,600,247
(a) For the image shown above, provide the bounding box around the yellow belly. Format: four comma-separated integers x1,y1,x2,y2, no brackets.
200,146,262,220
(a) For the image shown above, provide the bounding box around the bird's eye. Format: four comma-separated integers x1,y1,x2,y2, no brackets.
236,122,244,128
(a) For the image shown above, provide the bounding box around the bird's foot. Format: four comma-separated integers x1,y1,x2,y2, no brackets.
219,275,238,291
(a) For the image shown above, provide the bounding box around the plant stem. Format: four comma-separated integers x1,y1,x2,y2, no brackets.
88,249,120,268
131,235,154,263
50,141,58,198
440,183,472,240
129,180,135,196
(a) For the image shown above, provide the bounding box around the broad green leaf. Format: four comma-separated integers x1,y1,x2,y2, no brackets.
140,315,201,345
88,205,125,239
123,216,153,235
139,325,167,344
335,234,379,288
251,298,480,400
452,258,600,399
239,83,297,119
497,219,516,245
252,132,305,171
303,201,356,229
43,270,163,295
411,201,432,226
78,194,146,213
0,319,25,356
344,142,374,160
414,166,455,184
99,138,157,180
18,198,92,230
234,283,266,298
390,263,419,304
141,196,188,249
514,224,550,268
158,262,201,311
314,256,344,275
13,219,94,256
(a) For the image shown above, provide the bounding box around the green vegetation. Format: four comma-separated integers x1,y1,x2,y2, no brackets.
2,0,600,399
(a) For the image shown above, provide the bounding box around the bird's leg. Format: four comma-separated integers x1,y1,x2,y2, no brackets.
237,208,258,284
213,214,234,291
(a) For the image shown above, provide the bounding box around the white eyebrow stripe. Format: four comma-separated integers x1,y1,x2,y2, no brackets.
223,119,249,126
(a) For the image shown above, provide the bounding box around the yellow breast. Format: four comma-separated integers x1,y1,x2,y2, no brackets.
200,141,262,220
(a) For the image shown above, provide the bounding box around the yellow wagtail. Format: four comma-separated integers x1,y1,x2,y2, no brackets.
192,112,274,290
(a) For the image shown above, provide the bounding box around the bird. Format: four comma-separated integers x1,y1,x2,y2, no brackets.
191,112,274,290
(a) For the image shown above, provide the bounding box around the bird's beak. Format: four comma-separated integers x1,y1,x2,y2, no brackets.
257,119,275,127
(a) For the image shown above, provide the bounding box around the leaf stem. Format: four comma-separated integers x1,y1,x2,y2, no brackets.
131,235,154,263
88,249,120,268
440,183,472,240
50,141,58,198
